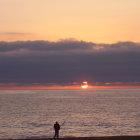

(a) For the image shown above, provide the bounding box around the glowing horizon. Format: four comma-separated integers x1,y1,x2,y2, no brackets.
0,82,140,90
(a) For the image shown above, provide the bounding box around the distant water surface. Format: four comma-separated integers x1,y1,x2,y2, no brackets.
0,89,140,139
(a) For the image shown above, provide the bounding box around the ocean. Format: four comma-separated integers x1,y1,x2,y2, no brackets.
0,89,140,139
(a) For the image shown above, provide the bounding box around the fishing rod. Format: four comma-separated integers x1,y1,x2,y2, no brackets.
60,121,66,127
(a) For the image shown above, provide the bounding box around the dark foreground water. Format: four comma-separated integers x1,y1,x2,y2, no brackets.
0,89,140,139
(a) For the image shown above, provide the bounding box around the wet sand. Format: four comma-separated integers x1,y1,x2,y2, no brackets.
3,136,140,140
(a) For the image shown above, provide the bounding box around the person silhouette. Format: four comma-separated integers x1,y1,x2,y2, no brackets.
53,121,60,139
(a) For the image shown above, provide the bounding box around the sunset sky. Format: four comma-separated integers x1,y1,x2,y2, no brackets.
0,0,140,89
0,0,140,43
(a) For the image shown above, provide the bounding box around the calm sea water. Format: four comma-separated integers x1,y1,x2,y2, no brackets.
0,89,140,139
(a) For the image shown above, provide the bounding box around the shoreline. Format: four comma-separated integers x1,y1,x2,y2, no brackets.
2,136,140,140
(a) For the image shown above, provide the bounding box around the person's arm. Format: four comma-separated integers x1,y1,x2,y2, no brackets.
58,124,60,130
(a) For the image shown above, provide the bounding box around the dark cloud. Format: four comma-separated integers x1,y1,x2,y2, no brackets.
0,40,140,85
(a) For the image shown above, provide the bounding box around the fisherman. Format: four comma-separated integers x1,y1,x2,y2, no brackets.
53,121,60,139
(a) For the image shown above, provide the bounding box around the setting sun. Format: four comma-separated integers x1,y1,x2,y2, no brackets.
81,81,88,89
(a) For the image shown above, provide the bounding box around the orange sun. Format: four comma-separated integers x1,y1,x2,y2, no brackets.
81,81,88,89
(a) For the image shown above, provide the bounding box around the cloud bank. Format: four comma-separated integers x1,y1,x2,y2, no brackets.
0,40,140,86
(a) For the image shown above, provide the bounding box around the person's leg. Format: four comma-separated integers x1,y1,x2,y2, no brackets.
53,130,57,139
57,130,59,138
56,130,59,138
